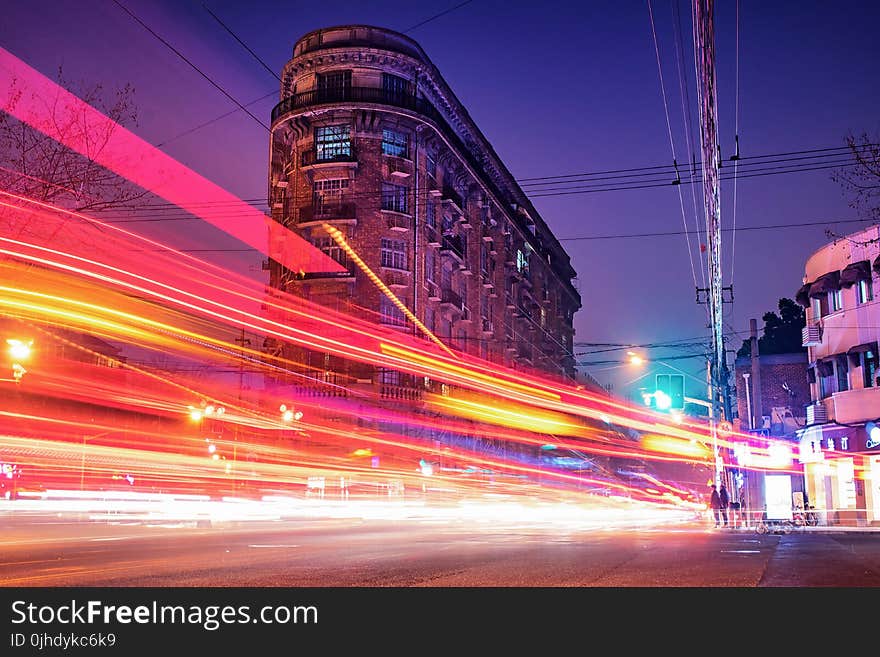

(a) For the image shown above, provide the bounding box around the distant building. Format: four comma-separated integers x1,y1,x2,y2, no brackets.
266,26,582,401
734,352,809,437
794,224,880,526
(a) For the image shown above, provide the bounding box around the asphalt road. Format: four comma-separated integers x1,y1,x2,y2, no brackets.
3,515,880,586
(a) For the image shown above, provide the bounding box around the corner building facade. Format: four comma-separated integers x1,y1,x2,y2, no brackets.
267,26,581,397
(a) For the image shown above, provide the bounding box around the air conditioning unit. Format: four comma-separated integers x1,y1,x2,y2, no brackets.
806,402,828,424
802,323,822,347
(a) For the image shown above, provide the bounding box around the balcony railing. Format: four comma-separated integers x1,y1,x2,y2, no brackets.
301,147,357,167
441,186,464,213
272,86,437,123
425,224,441,246
440,288,465,314
386,214,412,231
298,202,356,224
440,234,465,261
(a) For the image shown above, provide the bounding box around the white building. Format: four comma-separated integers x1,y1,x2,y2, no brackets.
795,224,880,526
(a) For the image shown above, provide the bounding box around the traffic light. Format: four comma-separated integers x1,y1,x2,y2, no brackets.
656,373,685,410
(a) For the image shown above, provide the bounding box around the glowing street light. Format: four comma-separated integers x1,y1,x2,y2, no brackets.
6,338,32,383
280,404,303,423
627,351,644,366
7,339,32,362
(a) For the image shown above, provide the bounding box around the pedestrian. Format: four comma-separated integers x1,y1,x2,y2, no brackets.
719,483,730,527
709,484,722,527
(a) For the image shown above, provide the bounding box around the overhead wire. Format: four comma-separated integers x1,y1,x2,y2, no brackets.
111,0,270,131
672,0,707,289
647,0,701,294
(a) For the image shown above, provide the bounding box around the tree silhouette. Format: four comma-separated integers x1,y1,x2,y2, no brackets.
736,298,806,358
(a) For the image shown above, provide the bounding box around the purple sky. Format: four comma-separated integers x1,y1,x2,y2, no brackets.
3,0,879,401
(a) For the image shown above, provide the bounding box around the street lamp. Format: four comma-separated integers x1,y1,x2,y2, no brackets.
6,338,32,383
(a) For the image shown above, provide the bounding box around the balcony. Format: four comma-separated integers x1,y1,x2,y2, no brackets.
425,224,441,246
298,202,356,226
441,187,464,215
516,345,533,362
426,280,441,301
826,387,880,424
386,214,411,232
440,289,466,315
292,264,356,282
440,234,465,262
802,322,822,347
382,270,410,289
301,147,357,168
480,318,494,334
387,156,411,178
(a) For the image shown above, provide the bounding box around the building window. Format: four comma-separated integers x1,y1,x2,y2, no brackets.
382,73,411,98
381,183,408,214
857,278,874,305
381,238,407,270
317,70,351,95
834,355,849,392
378,368,402,385
382,129,409,158
440,318,451,340
311,236,348,268
480,242,490,276
380,295,405,326
861,351,878,388
426,152,437,179
812,294,829,318
313,178,350,214
314,125,350,161
425,248,436,283
829,289,843,313
425,306,435,334
441,263,453,293
426,201,436,228
517,249,530,275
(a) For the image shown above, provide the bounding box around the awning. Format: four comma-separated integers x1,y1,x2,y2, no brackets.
847,341,878,366
840,260,871,287
809,271,841,298
847,341,877,356
795,283,812,307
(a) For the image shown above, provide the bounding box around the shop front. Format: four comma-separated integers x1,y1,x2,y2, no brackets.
798,424,879,526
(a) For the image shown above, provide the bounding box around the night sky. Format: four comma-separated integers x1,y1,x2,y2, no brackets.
3,0,879,401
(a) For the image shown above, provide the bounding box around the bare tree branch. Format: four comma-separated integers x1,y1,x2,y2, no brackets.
0,66,150,214
831,132,880,222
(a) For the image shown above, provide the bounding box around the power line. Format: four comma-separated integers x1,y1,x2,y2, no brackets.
201,3,281,81
517,144,880,183
647,0,700,294
557,216,876,242
402,0,476,33
111,0,270,131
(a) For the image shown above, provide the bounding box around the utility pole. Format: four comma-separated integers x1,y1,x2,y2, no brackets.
693,0,728,484
233,327,251,491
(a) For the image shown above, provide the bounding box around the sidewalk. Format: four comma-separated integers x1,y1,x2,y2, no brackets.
707,522,880,534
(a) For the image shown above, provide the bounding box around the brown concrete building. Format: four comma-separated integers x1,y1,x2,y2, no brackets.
266,26,581,397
